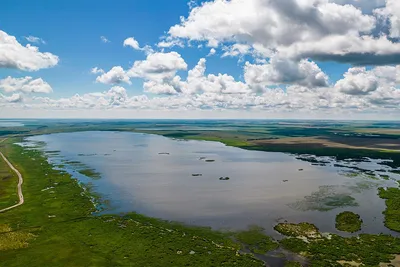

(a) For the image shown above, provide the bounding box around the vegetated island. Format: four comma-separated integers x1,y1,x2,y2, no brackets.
335,211,363,233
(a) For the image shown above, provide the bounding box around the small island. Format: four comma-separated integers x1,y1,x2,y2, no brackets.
335,211,362,233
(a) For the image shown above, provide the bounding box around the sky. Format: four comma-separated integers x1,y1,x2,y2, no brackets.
0,0,400,119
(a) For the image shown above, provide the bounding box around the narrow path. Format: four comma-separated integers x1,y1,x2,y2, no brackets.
0,138,24,213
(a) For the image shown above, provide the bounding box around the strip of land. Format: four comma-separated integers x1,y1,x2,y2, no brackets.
0,138,24,213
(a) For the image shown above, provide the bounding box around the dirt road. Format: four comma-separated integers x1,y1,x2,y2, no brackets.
0,138,24,213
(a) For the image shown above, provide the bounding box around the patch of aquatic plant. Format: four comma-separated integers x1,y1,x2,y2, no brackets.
288,185,358,212
379,187,400,232
205,159,215,162
192,173,202,177
45,150,61,154
219,177,230,181
274,223,321,239
77,168,102,180
284,261,302,267
335,211,362,233
347,181,378,194
235,226,279,254
77,153,97,156
279,223,400,266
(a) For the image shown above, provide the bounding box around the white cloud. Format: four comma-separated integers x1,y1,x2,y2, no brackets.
123,37,140,50
96,66,131,85
207,48,216,57
335,65,400,95
222,44,251,58
0,76,53,94
166,0,400,65
100,36,110,43
0,30,59,71
24,35,46,44
383,0,400,38
0,93,23,103
330,0,386,12
157,39,184,48
244,57,329,92
128,51,187,81
91,67,105,74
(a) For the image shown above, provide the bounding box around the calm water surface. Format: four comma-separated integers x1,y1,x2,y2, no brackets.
24,131,398,237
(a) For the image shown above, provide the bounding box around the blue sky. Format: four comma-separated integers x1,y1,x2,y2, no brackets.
0,0,399,119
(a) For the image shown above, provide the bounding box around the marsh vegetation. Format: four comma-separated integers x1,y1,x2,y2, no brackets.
335,211,363,233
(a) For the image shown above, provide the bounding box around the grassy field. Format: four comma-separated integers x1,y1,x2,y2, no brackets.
0,139,263,267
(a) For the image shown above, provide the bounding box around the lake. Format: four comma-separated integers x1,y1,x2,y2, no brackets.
23,131,399,237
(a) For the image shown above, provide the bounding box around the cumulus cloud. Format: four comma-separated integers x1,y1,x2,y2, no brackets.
0,30,59,71
383,0,400,38
335,65,400,95
24,35,46,44
96,66,131,85
128,51,187,81
166,0,400,65
0,76,53,94
100,36,110,43
0,93,23,103
244,57,329,92
123,37,140,50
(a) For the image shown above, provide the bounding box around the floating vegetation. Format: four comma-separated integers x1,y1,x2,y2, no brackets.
219,177,230,181
205,159,215,162
274,223,321,239
45,150,61,154
335,211,362,233
78,168,102,180
77,153,97,156
235,226,278,254
298,169,304,171
199,157,206,160
158,152,170,155
192,174,202,177
379,187,400,232
284,261,302,267
288,185,358,212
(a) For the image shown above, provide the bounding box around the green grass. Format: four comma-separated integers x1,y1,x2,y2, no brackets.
0,140,263,267
379,187,400,232
235,226,279,254
335,211,363,233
